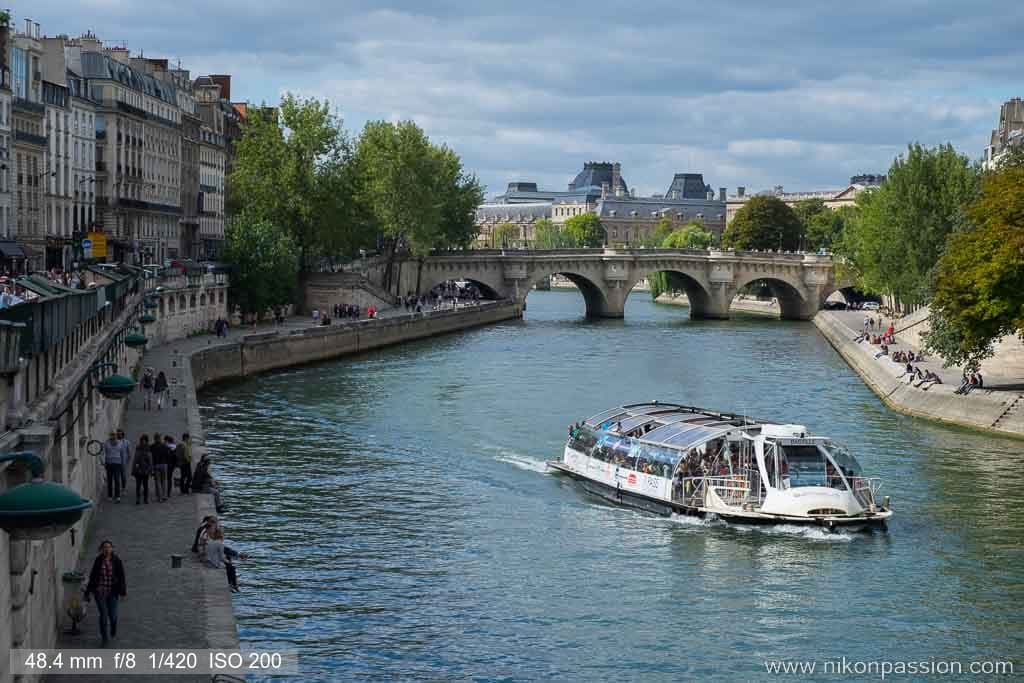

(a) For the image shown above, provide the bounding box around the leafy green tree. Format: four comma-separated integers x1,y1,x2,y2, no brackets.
228,95,364,305
563,213,606,247
662,222,715,249
222,215,299,319
532,218,572,249
648,223,715,297
353,120,483,292
491,222,520,248
923,166,1024,368
642,216,676,247
839,143,978,308
722,195,803,251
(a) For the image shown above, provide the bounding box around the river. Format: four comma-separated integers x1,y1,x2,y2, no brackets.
199,290,1024,681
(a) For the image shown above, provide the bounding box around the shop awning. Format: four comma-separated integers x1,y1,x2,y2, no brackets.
0,242,27,259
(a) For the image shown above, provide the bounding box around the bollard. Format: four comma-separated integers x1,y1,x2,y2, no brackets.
170,554,183,569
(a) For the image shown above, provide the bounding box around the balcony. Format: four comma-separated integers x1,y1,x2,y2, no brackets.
14,130,47,147
13,98,45,116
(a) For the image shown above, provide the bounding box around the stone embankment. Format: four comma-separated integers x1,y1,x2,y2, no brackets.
654,293,780,317
814,311,1024,438
191,301,522,390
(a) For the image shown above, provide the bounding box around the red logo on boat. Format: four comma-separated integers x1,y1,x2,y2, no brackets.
628,473,637,485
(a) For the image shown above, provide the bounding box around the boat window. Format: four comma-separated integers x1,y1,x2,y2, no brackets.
779,444,830,488
568,426,598,455
822,441,864,477
592,433,635,467
633,444,678,478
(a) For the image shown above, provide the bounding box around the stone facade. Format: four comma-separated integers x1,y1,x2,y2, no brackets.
725,175,884,226
983,97,1024,171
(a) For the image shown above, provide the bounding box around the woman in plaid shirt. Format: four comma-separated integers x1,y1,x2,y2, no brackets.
84,540,127,646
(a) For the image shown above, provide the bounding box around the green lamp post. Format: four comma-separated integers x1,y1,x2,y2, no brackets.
89,361,135,401
124,332,148,349
0,452,92,540
139,313,156,325
144,297,159,310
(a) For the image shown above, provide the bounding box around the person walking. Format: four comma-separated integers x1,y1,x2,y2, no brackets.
163,435,178,498
130,435,152,504
141,367,155,411
101,432,124,503
154,371,169,411
116,429,130,493
151,432,169,502
178,433,193,494
84,540,126,646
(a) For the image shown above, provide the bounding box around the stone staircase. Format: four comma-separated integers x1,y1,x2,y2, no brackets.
991,394,1024,430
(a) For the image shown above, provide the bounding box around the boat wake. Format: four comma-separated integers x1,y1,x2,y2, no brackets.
494,451,551,474
730,522,857,542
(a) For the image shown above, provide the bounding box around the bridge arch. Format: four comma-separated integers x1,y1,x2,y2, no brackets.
526,269,612,319
732,271,811,320
420,275,503,301
627,268,718,319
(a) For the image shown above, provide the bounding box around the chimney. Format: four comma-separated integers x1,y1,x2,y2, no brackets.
611,162,621,194
23,18,31,35
210,74,232,100
601,182,609,199
737,186,745,198
630,188,636,198
671,190,679,200
34,22,41,38
706,190,714,200
719,187,726,201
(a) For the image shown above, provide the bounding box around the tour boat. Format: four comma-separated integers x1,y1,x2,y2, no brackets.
547,402,892,530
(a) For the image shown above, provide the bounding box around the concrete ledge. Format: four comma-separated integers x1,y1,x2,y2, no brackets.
814,311,1024,438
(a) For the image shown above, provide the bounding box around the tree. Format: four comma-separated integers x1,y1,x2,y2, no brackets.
662,222,715,249
221,215,299,319
563,213,606,247
721,195,803,251
532,218,572,249
353,120,483,293
227,95,363,308
491,222,520,248
642,216,676,247
923,166,1024,368
838,143,978,308
648,223,716,298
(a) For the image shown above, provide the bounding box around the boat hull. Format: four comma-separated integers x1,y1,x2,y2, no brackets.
547,461,890,531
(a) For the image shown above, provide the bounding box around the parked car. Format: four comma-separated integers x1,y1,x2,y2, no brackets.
823,300,847,310
862,301,881,311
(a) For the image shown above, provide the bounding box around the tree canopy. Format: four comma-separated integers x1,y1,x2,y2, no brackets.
923,166,1024,368
532,218,573,249
227,95,364,276
491,222,520,248
662,222,715,249
563,213,606,247
838,143,978,307
221,215,299,318
722,196,803,251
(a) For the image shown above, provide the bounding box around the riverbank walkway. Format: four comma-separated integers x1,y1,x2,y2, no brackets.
829,310,1022,392
48,301,494,681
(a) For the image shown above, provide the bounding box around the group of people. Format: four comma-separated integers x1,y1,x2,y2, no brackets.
192,515,246,592
213,318,230,337
103,429,194,504
313,304,378,326
900,363,942,387
139,367,170,411
955,370,985,395
331,303,365,320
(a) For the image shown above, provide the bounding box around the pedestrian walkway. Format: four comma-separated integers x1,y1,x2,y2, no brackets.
50,332,242,683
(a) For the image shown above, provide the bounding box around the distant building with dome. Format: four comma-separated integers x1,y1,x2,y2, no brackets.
475,162,726,248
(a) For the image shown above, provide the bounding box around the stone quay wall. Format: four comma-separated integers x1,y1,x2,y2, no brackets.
191,301,522,391
814,311,1024,438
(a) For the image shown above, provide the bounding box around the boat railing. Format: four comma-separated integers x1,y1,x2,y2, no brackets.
705,475,751,507
850,476,882,508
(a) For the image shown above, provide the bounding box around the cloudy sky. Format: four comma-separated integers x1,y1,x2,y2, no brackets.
23,1,1023,197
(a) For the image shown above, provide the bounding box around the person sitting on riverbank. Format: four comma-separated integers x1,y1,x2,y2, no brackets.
192,455,225,513
874,344,889,359
204,524,245,592
955,372,981,395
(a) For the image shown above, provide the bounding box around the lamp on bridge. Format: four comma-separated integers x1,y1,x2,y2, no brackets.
0,452,92,541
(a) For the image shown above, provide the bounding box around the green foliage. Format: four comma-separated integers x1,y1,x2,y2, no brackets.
353,120,483,257
532,218,573,249
227,95,366,273
642,217,676,247
722,195,803,251
222,215,299,318
491,222,520,248
662,222,715,249
563,213,606,247
838,143,979,307
994,144,1024,171
923,166,1024,368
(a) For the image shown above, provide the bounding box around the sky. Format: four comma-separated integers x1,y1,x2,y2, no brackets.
22,1,1024,198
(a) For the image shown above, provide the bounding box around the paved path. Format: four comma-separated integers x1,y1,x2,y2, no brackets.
830,309,1016,391
50,331,245,682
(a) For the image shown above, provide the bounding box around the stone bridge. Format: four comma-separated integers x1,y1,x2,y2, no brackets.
348,248,853,320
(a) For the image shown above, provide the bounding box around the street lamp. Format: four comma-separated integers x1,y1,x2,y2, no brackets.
0,451,92,541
